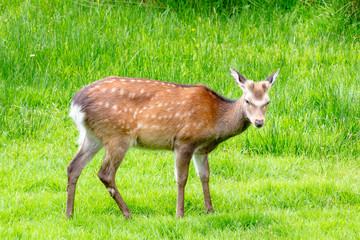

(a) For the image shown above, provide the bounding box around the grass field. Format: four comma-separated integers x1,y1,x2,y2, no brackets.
1,0,359,238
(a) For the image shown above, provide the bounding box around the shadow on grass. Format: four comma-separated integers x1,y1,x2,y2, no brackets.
203,210,275,231
142,211,279,239
66,201,284,239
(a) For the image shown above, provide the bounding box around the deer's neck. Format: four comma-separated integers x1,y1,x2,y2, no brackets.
215,97,251,139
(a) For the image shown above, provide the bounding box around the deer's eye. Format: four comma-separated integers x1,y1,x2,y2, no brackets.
245,99,250,104
266,101,270,105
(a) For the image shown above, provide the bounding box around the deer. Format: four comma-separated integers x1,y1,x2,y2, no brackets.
66,67,279,218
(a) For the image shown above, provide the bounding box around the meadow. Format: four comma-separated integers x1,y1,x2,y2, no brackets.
0,0,359,238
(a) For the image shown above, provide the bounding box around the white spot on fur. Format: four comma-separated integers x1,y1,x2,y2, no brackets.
111,88,116,93
140,89,145,94
105,102,109,108
107,187,115,197
101,88,107,93
112,105,117,110
119,89,124,95
250,98,270,107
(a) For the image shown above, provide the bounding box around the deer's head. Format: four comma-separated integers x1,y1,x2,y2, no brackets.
230,67,279,128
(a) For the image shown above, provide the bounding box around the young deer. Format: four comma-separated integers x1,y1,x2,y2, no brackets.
66,67,279,218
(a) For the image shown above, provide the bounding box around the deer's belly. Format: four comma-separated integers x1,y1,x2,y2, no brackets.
134,131,175,150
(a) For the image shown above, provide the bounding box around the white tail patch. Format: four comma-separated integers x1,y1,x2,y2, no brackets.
69,104,86,145
69,103,102,150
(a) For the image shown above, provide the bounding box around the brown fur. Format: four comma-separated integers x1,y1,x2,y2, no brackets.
246,81,269,100
73,77,234,150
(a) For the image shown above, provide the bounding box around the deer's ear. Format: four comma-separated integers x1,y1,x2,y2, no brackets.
265,69,280,87
230,67,247,91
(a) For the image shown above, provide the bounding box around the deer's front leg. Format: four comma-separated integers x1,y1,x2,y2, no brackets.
174,145,194,218
193,152,214,213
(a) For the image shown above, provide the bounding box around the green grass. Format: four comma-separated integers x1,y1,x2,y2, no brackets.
1,0,359,239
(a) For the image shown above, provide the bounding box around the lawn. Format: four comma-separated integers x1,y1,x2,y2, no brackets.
0,0,359,239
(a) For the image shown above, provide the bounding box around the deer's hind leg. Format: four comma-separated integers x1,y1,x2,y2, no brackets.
66,134,103,218
97,136,132,218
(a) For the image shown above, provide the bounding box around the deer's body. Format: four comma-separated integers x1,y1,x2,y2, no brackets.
66,68,279,218
72,77,250,152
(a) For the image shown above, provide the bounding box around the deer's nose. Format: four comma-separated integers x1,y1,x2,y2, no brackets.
255,120,264,128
